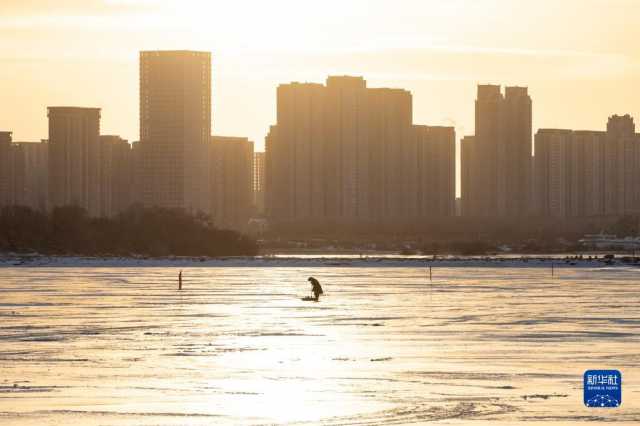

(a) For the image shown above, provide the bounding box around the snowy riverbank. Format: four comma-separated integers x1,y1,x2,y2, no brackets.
1,253,638,268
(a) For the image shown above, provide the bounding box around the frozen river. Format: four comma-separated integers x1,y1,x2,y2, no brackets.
0,265,639,425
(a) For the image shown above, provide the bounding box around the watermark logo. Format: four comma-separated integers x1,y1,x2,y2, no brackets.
584,370,621,408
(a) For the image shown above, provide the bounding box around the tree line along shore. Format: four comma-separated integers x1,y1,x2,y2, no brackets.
0,205,258,257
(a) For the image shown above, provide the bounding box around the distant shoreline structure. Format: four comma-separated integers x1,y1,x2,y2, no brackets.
1,254,637,268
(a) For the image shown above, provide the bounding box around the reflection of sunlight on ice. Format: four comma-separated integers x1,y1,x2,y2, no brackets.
204,282,386,424
251,380,319,423
216,330,369,422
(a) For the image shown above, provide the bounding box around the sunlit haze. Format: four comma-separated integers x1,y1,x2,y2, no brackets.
2,0,639,151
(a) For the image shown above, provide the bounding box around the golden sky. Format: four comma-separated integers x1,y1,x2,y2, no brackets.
1,0,639,150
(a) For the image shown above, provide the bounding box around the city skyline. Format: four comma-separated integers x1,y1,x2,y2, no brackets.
1,0,639,152
3,64,640,226
1,2,640,230
2,55,639,224
3,63,637,201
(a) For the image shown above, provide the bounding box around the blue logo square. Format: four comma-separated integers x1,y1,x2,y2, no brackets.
584,370,621,408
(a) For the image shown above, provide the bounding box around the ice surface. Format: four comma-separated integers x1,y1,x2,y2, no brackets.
0,265,638,425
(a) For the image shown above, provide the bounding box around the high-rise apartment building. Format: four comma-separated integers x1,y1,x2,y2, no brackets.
210,136,254,230
604,115,639,215
0,136,48,211
100,135,133,217
0,132,13,207
504,87,533,216
12,141,49,211
253,152,265,214
269,81,328,224
460,135,476,217
532,129,572,218
533,115,640,219
569,131,607,217
130,141,143,207
464,85,532,218
364,86,414,223
414,126,456,218
47,107,101,215
266,76,455,229
139,50,211,214
264,125,279,222
534,129,607,219
473,85,503,217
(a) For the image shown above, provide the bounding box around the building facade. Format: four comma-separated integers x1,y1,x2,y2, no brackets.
99,135,133,217
414,126,456,218
139,50,211,214
253,151,265,214
0,132,13,207
12,141,49,211
460,135,476,217
533,115,640,219
532,129,572,218
47,107,101,215
463,85,532,218
130,141,143,208
604,115,639,216
266,76,455,229
210,136,254,230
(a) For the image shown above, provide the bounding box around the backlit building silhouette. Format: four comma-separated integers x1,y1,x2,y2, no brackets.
0,133,49,212
0,132,13,207
462,85,532,218
266,76,455,229
210,136,254,230
99,135,133,217
12,141,49,212
139,50,211,214
533,115,640,218
253,152,265,214
47,107,102,216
